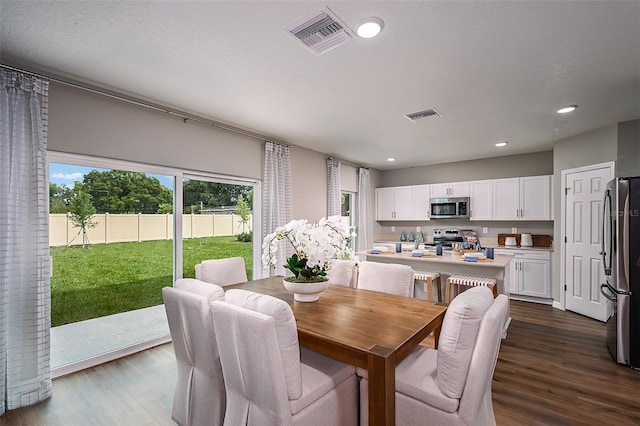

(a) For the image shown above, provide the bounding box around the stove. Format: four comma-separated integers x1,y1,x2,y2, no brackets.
429,229,463,247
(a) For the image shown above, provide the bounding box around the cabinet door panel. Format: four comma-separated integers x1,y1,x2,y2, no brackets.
413,184,431,220
450,181,470,197
394,186,414,220
376,187,395,220
470,180,492,220
519,258,551,297
493,178,519,220
430,183,450,198
520,176,550,220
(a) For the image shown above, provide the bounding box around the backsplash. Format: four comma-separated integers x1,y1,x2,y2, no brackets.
375,220,554,247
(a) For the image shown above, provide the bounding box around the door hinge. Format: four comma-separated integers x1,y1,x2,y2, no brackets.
564,236,567,243
564,284,567,291
565,187,570,195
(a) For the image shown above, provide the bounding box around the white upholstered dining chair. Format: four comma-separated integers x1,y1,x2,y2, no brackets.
194,256,247,286
326,259,358,287
358,286,509,426
211,289,358,426
162,278,226,426
356,260,415,297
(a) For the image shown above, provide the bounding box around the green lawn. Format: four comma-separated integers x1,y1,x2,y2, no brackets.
50,236,253,327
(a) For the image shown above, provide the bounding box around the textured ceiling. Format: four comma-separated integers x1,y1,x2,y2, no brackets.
1,1,639,170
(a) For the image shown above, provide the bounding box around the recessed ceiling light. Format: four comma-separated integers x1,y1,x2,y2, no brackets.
356,17,384,38
387,157,396,162
495,142,508,147
556,105,578,114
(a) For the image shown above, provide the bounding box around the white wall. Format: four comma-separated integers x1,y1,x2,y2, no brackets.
47,82,361,224
381,151,553,187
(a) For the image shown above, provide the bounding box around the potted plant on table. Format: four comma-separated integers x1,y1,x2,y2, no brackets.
262,216,357,301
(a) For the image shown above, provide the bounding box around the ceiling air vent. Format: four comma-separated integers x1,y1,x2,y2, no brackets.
405,108,442,122
287,8,353,55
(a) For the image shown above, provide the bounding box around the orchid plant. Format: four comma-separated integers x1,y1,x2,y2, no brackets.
262,216,357,282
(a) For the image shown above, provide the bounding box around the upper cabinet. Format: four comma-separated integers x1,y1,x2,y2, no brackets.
430,181,469,198
376,175,551,221
376,186,414,220
412,184,431,220
469,180,493,221
376,185,431,221
493,175,551,220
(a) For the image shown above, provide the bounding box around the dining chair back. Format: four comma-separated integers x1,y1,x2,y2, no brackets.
194,256,247,286
356,261,415,297
211,289,358,426
358,286,508,426
326,259,358,287
162,278,226,426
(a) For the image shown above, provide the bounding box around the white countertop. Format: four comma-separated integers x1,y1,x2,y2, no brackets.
495,245,554,252
360,251,513,268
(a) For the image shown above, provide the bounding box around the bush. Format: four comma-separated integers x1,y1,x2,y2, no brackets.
236,232,252,242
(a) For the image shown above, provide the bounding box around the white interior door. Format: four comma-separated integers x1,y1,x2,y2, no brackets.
564,163,613,321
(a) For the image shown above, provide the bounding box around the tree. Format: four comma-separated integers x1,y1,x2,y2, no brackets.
182,180,251,213
49,183,74,213
68,184,97,248
82,170,172,213
235,194,252,242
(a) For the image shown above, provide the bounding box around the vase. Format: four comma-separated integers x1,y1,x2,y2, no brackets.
282,278,330,302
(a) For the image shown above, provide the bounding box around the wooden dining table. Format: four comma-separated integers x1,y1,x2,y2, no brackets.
225,276,448,426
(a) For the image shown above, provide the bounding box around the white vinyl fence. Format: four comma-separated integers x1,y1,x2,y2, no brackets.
49,213,253,247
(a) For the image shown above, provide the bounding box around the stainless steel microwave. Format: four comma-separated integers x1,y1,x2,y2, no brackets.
430,197,470,219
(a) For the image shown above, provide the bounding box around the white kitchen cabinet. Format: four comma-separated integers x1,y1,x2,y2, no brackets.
376,186,414,220
499,249,551,300
493,175,551,220
430,181,469,198
412,184,431,220
469,180,493,220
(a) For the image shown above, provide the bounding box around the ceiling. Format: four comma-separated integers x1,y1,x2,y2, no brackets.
1,1,638,170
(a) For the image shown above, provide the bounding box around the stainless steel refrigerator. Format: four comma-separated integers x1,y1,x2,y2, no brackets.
601,176,640,369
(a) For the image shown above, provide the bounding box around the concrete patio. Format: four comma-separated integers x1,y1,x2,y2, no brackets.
51,304,171,377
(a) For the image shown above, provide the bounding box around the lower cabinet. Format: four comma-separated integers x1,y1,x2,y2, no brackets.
497,249,551,301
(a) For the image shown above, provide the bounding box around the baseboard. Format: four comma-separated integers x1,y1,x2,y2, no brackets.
552,300,564,310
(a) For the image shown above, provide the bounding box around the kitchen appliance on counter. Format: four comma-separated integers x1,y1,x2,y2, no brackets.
600,176,640,369
429,197,469,219
504,236,517,247
520,233,533,247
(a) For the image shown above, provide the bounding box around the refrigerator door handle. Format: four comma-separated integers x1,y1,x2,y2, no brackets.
600,283,617,301
601,188,612,275
600,282,631,302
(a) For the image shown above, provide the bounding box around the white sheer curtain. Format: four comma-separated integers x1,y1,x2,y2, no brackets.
262,142,292,277
0,69,52,415
327,158,341,217
357,168,373,252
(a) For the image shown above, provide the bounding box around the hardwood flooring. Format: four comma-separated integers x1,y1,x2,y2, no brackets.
1,300,639,425
492,301,640,425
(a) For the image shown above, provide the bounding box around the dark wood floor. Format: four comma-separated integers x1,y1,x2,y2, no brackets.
1,300,639,425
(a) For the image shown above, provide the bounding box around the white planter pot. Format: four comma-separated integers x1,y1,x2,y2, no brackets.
283,278,330,302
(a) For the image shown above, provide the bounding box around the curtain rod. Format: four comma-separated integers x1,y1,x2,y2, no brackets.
0,63,289,146
328,156,364,169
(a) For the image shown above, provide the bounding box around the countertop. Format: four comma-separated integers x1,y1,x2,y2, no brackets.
494,245,554,252
360,251,513,268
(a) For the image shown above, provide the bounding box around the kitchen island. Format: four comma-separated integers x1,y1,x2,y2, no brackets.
360,250,514,299
361,250,514,335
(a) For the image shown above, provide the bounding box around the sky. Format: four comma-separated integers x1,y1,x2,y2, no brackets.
49,162,175,190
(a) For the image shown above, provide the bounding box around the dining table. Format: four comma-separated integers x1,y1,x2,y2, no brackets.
225,276,448,426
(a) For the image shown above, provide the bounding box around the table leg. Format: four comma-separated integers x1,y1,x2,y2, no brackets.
368,346,395,426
